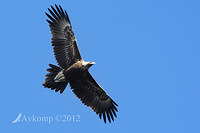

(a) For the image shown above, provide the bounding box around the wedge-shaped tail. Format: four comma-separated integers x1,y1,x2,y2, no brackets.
43,64,68,94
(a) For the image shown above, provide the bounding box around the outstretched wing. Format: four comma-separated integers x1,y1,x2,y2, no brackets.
45,5,82,69
69,71,118,123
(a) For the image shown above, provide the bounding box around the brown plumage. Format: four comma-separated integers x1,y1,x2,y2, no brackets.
43,4,118,123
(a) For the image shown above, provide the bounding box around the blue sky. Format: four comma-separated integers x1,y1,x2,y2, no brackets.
1,0,200,132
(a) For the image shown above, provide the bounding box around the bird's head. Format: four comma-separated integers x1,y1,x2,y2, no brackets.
82,61,95,69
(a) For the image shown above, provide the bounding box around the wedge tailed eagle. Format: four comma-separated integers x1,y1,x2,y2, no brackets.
43,5,118,123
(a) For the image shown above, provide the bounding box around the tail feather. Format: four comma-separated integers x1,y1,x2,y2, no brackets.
43,64,68,94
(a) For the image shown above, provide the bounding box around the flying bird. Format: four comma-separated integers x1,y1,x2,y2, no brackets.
43,5,118,123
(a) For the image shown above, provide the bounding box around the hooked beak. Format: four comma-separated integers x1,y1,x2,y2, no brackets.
90,62,96,65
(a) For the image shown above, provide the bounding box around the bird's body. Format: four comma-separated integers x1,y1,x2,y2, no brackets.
54,60,95,82
43,5,118,123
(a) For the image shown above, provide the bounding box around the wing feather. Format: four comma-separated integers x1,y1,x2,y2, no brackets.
69,71,118,123
46,4,81,69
